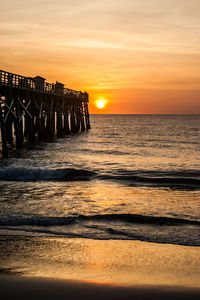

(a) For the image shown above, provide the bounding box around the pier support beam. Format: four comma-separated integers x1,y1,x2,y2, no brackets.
26,105,35,143
70,106,76,133
14,97,23,149
64,112,70,134
23,95,35,143
46,99,55,138
0,102,8,154
80,102,85,132
75,105,81,133
84,103,91,129
5,92,14,145
56,110,63,138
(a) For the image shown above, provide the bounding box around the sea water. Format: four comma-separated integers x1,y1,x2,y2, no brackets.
0,115,200,246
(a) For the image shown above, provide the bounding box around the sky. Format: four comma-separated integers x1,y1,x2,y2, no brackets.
1,0,200,113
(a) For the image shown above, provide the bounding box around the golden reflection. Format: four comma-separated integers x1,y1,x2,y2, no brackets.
2,237,200,287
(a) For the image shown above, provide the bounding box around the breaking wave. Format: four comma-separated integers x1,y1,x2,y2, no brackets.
0,213,199,227
0,167,199,190
0,167,96,181
1,213,200,246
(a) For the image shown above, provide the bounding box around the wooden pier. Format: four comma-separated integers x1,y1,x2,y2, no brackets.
0,70,90,154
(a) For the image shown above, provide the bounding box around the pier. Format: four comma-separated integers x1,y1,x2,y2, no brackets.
0,70,90,154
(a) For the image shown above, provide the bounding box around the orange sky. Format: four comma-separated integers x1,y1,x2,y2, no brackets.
1,0,200,113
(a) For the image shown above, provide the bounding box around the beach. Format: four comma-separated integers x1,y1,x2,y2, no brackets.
1,237,200,299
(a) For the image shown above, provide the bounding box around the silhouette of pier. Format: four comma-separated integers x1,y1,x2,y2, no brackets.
0,70,90,154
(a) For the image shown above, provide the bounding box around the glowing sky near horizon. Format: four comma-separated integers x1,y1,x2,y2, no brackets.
1,0,200,113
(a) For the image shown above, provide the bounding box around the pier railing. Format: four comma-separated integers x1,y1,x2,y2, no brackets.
0,70,88,100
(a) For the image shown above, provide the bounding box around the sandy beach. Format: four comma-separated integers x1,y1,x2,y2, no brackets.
0,237,200,299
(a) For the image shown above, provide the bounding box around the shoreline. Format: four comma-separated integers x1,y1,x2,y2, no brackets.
1,237,200,299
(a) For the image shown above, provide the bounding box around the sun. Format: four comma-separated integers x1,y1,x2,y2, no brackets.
96,100,105,109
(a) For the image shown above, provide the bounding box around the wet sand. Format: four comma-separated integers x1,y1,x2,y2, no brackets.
0,238,200,299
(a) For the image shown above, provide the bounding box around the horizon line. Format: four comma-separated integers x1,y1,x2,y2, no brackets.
90,113,200,115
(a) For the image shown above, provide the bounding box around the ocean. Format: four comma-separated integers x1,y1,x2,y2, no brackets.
0,114,199,249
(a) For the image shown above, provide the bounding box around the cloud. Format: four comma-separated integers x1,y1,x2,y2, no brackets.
1,0,200,113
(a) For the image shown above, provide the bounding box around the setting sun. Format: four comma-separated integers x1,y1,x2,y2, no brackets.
96,100,106,109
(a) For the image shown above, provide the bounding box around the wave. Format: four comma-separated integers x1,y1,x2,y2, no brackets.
99,169,200,190
79,147,130,155
0,167,96,181
0,213,199,227
0,167,199,190
1,213,200,246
